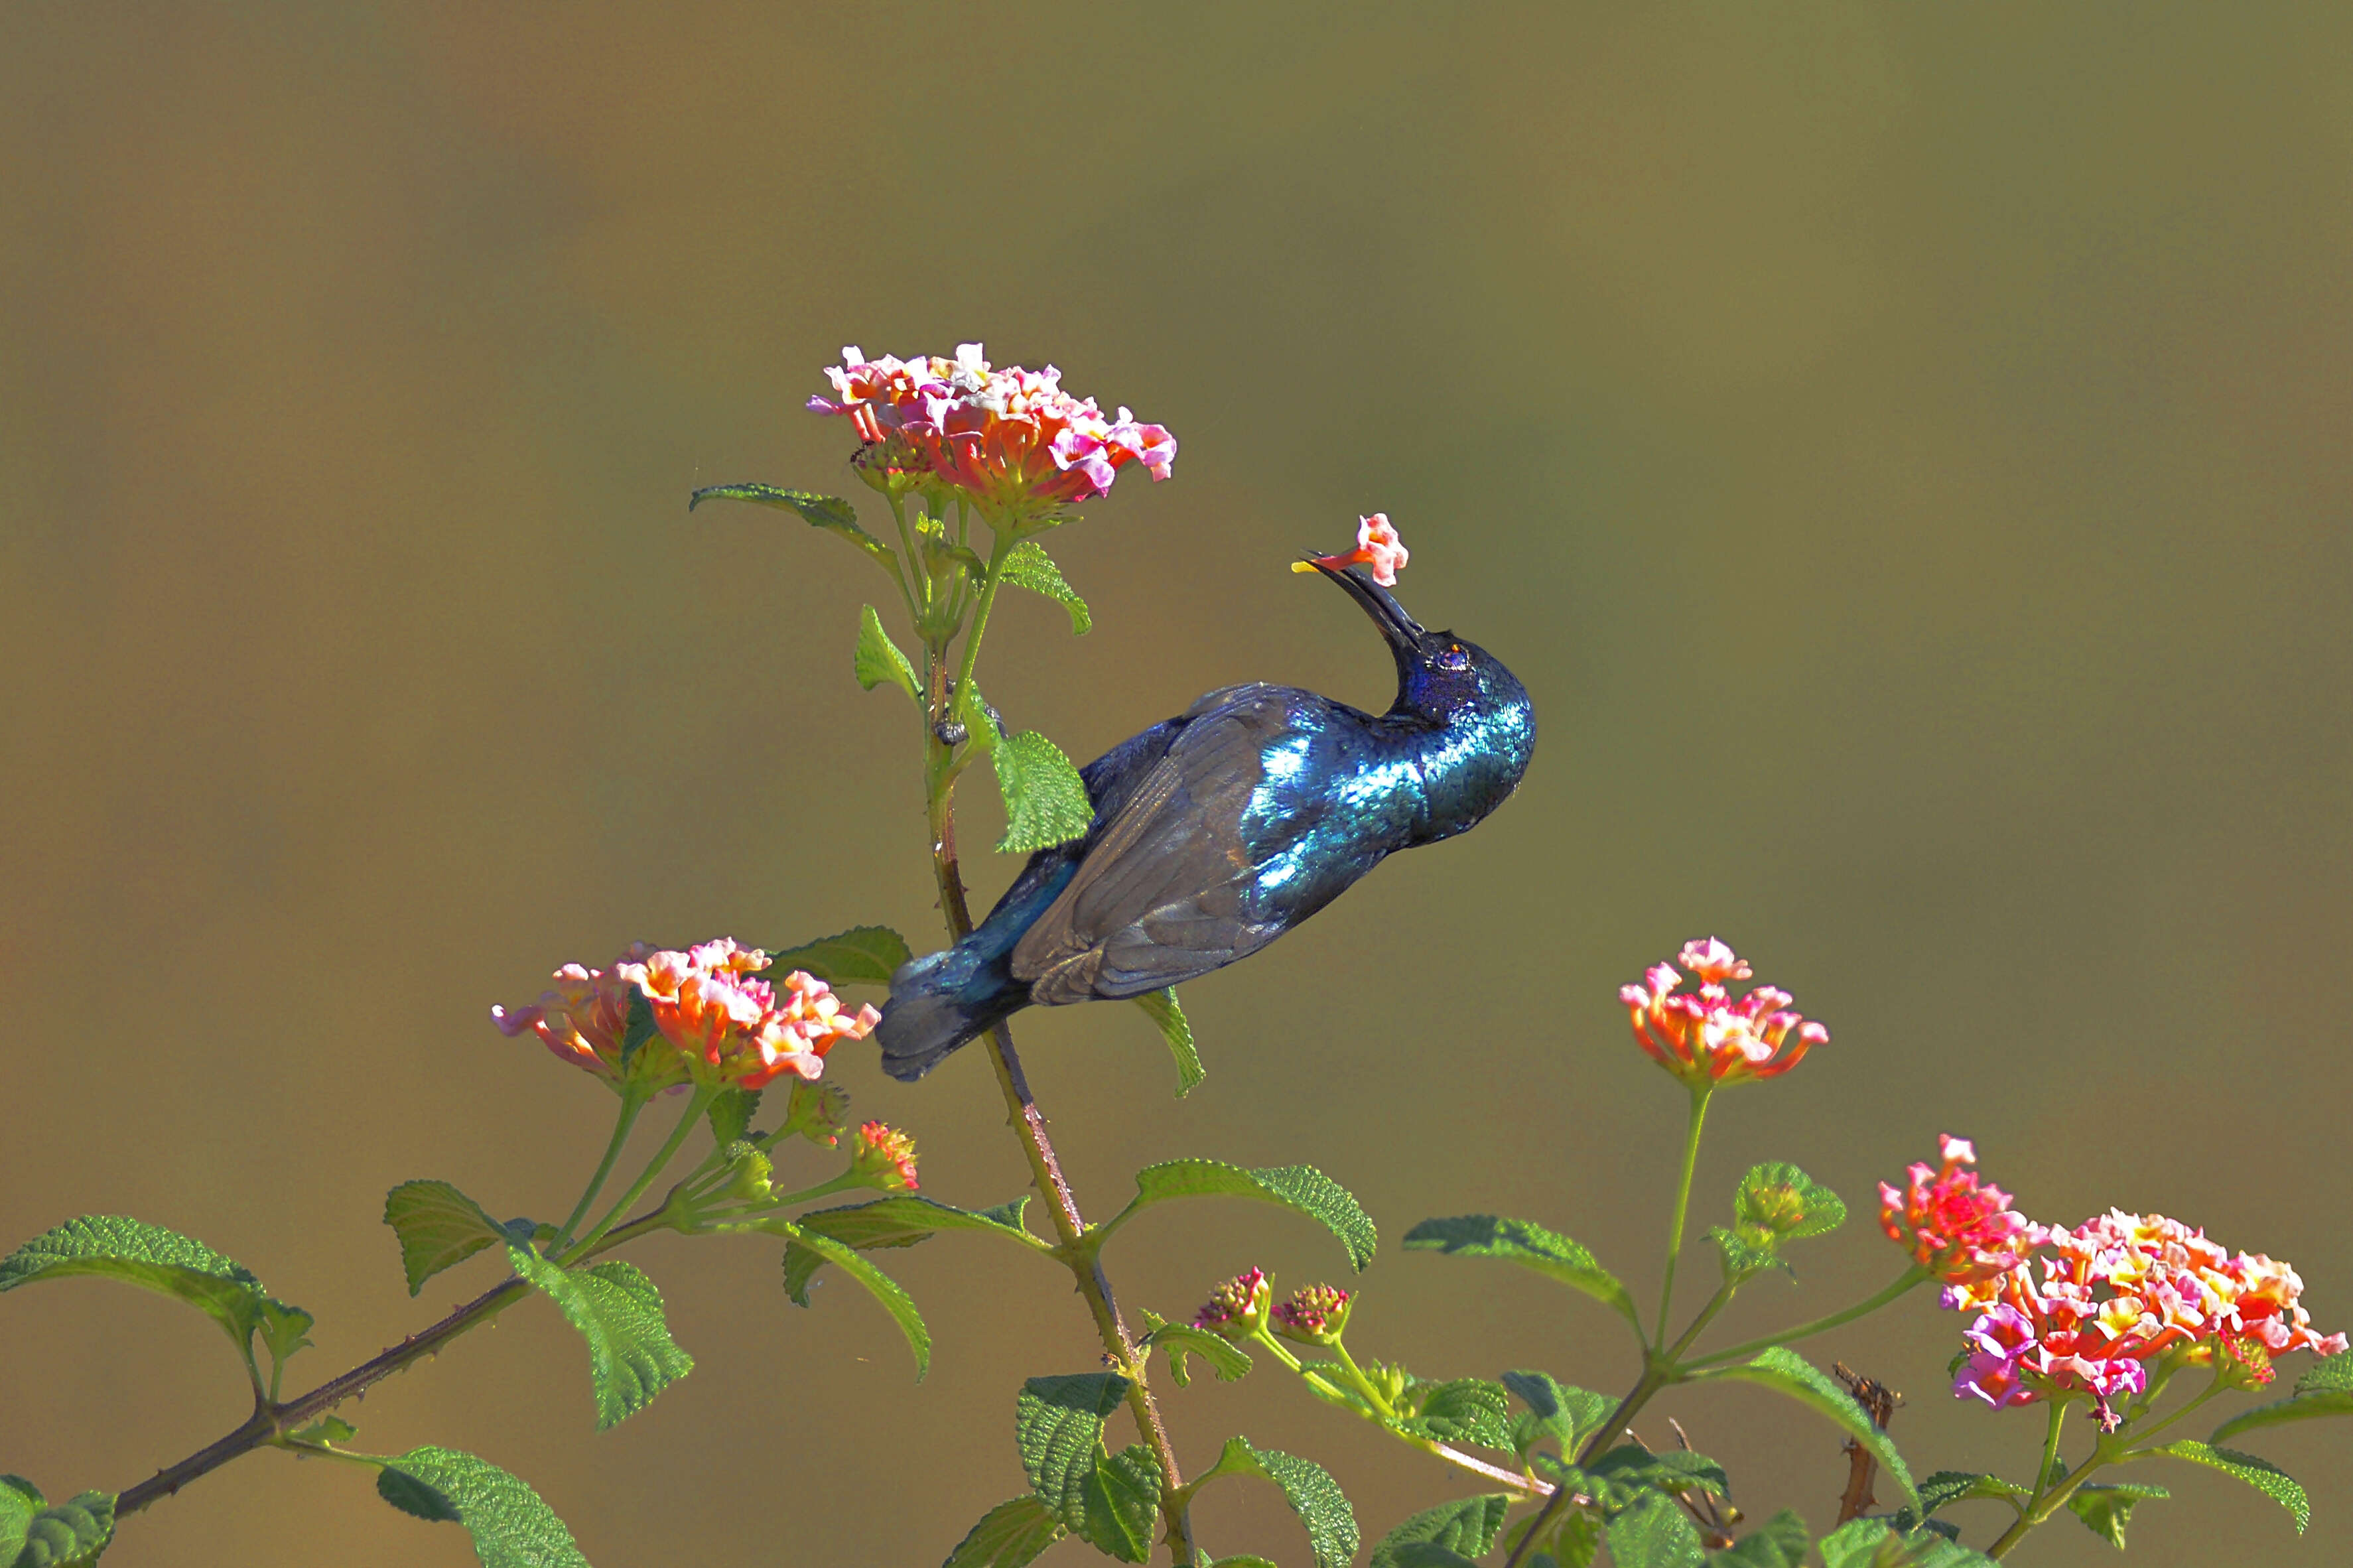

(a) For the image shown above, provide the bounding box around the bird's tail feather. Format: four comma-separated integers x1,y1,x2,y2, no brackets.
874,944,1020,1082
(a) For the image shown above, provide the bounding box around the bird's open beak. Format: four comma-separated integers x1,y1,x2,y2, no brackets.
1300,557,1425,652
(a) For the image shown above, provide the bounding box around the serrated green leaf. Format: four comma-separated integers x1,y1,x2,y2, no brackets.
1401,1215,1638,1332
382,1182,507,1298
1212,1438,1359,1568
989,731,1095,853
998,541,1093,635
375,1446,588,1568
1016,1373,1129,1534
853,604,921,702
1144,1321,1252,1386
2295,1353,2353,1394
1384,1546,1480,1568
2212,1364,2353,1442
1708,1508,1808,1568
0,1215,278,1358
258,1295,314,1369
763,925,913,988
1369,1493,1513,1568
1913,1470,2028,1518
506,1246,693,1429
773,1225,929,1377
1132,988,1203,1098
975,1196,1032,1232
781,1195,1042,1302
1586,1444,1731,1502
2149,1440,2307,1532
941,1495,1066,1568
1734,1163,1845,1242
6,1489,113,1568
1690,1349,1917,1511
1607,1486,1705,1568
1404,1379,1516,1451
688,483,900,576
704,1088,761,1151
1817,1517,1998,1567
2065,1482,2167,1549
1079,1445,1160,1563
1126,1161,1377,1271
1707,1226,1790,1286
1503,1370,1614,1454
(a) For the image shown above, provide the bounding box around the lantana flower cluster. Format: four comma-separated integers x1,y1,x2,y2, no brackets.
494,939,880,1093
850,1120,920,1192
1879,1134,2047,1287
809,344,1174,517
1945,1210,2347,1429
1193,1267,1272,1341
1619,937,1827,1089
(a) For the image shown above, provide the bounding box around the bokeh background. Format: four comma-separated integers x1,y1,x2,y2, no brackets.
5,5,2350,1565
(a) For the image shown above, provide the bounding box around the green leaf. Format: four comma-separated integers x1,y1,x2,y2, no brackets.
1709,1508,1808,1568
764,925,913,988
2066,1482,2167,1549
854,604,921,703
1132,988,1203,1098
374,1446,588,1568
1816,1518,1997,1567
506,1245,693,1429
1707,1226,1789,1286
1211,1438,1359,1568
1079,1445,1160,1563
989,731,1095,854
1606,1486,1705,1568
706,1088,762,1151
1401,1215,1639,1332
1369,1493,1512,1568
1016,1373,1130,1533
1503,1370,1613,1453
773,1225,930,1377
2149,1440,2308,1532
941,1496,1066,1568
287,1414,358,1447
383,1182,508,1298
0,1215,280,1358
2212,1354,2353,1442
1126,1161,1377,1271
1404,1379,1516,1451
258,1296,315,1369
1142,1321,1252,1386
1913,1470,2028,1518
782,1195,1041,1302
998,541,1092,635
976,1196,1032,1231
1690,1348,1918,1512
5,1487,113,1568
687,484,899,576
1382,1547,1479,1568
1733,1163,1846,1242
1586,1444,1731,1503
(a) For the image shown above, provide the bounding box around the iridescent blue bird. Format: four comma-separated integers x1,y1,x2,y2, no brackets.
875,560,1535,1080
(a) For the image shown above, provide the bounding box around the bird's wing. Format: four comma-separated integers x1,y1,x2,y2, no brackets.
1010,687,1303,1004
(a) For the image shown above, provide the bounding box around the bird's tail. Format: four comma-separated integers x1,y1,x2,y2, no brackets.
874,941,1022,1082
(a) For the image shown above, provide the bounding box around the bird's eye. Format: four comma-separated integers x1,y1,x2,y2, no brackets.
1436,644,1470,672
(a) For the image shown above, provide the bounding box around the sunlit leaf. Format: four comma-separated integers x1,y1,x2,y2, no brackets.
942,1495,1066,1568
1126,1161,1376,1270
773,1225,929,1378
1402,1214,1639,1332
998,541,1092,634
1132,988,1203,1098
375,1445,588,1568
853,604,921,703
1690,1349,1918,1512
687,483,899,578
507,1246,693,1429
763,925,913,988
990,731,1095,854
2149,1441,2307,1533
383,1182,510,1297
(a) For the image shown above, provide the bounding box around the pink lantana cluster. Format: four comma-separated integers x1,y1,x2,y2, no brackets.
1306,514,1410,587
1879,1135,2046,1287
1947,1210,2347,1429
1619,937,1827,1089
809,344,1174,515
494,940,879,1093
1194,1266,1272,1342
849,1120,920,1192
1270,1283,1352,1346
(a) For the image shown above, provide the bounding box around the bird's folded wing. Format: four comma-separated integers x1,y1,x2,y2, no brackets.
1011,689,1296,1004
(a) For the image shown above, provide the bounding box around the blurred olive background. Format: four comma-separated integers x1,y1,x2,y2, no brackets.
5,5,2350,1565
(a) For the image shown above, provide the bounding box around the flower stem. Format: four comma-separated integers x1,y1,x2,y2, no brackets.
561,1086,718,1264
1683,1265,1931,1368
1654,1085,1714,1352
1502,1365,1672,1568
1987,1400,2074,1559
918,582,1195,1565
553,1086,651,1251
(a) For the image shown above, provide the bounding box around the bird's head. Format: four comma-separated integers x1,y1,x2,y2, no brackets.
1303,559,1528,728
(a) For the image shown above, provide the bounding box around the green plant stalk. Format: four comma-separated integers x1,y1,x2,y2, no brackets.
1663,1281,1735,1362
1682,1264,1930,1368
1246,1331,1549,1497
553,1084,652,1251
560,1084,720,1264
1501,1364,1674,1568
917,556,1197,1567
1653,1084,1713,1351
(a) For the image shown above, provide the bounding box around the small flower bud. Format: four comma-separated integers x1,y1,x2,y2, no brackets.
780,1080,850,1148
1270,1284,1352,1346
1193,1268,1271,1342
848,1120,919,1191
721,1143,774,1203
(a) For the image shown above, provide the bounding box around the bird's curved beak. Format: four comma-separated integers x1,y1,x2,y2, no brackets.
1300,557,1425,653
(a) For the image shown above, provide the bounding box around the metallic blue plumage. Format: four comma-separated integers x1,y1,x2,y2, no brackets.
876,564,1534,1080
